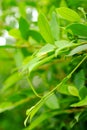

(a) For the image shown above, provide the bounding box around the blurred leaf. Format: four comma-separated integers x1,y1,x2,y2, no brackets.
3,72,22,91
45,93,60,109
68,44,87,56
60,0,68,7
36,43,55,57
74,69,85,89
56,7,81,22
68,85,79,97
9,28,21,39
38,13,54,44
50,12,60,41
66,23,87,37
71,96,87,107
0,97,30,113
14,49,24,68
58,84,79,97
29,30,44,42
79,87,87,99
19,17,29,40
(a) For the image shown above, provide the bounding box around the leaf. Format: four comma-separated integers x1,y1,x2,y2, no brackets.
29,30,44,42
68,44,87,56
50,12,60,41
58,84,79,97
9,29,21,39
55,40,71,49
66,23,87,37
55,40,74,56
38,13,54,44
45,93,60,109
24,99,44,126
14,49,24,68
56,7,81,22
79,87,87,99
19,17,29,39
68,85,79,97
36,43,55,57
74,69,85,89
3,72,22,91
0,97,30,113
71,96,87,107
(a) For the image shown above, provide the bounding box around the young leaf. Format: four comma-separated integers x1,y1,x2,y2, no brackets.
50,12,60,41
66,23,87,37
45,93,60,109
38,13,54,44
68,85,79,97
56,7,81,22
24,99,44,126
68,44,87,56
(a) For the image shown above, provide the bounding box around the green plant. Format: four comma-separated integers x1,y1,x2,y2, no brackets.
0,0,87,130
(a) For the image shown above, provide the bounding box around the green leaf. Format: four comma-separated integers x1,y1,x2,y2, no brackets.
56,7,81,22
14,49,24,68
55,40,71,49
74,69,85,89
68,44,87,56
38,13,54,44
36,43,55,57
24,99,44,126
45,93,60,109
9,29,21,39
50,12,60,41
55,40,74,56
71,96,87,107
68,85,79,97
58,84,79,97
66,23,87,37
3,72,22,91
29,30,44,42
19,17,29,39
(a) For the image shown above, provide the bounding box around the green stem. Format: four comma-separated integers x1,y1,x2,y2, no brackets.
43,54,87,99
26,77,42,98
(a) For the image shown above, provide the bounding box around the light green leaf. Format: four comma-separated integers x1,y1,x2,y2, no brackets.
58,84,79,97
9,29,21,39
66,23,87,37
36,43,55,57
50,12,60,41
68,44,87,56
56,7,81,22
55,40,73,56
68,85,79,97
38,13,54,44
24,99,44,126
71,96,87,107
45,93,60,109
55,40,71,49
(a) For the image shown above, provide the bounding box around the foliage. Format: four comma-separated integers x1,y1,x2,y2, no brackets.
0,0,87,130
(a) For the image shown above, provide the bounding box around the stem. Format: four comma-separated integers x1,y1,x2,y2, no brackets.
26,77,42,98
43,54,87,99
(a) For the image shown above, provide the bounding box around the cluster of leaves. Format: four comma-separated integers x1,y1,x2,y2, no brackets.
0,0,87,130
